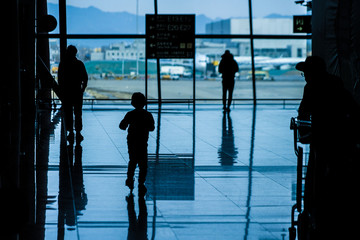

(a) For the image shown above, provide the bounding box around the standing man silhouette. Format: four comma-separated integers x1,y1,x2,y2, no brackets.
58,45,88,143
219,50,239,111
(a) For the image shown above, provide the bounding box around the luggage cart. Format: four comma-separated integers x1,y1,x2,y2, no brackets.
288,117,311,240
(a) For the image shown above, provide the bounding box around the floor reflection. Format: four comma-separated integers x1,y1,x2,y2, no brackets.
146,108,195,201
218,111,238,166
72,144,87,217
146,154,195,200
24,106,298,239
244,107,256,240
126,194,148,240
35,109,62,240
58,116,87,238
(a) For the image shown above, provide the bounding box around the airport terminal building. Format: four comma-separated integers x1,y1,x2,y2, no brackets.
205,17,307,58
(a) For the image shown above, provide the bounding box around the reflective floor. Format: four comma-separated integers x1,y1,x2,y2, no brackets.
35,104,298,240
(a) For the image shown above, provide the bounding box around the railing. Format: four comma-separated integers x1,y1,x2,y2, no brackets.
51,97,301,110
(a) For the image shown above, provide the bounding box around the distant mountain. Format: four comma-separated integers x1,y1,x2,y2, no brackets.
47,3,145,34
47,3,214,35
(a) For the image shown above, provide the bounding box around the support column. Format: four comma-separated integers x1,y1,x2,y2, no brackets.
154,0,162,106
36,0,51,108
248,0,257,105
59,0,67,60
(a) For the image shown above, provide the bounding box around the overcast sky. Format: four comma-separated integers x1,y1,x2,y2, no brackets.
48,0,306,19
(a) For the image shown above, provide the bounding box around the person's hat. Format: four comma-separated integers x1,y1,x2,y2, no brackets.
296,56,326,73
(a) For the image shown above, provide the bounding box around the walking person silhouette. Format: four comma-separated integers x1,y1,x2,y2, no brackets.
120,93,155,196
218,50,239,111
58,45,88,143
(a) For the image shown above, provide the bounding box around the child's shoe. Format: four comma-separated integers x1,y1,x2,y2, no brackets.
67,131,74,144
125,192,134,204
138,184,147,197
125,178,134,191
76,131,84,143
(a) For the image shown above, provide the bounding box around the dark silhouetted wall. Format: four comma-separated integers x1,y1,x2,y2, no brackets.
312,0,360,103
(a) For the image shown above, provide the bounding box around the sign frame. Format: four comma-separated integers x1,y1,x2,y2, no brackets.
146,14,195,59
145,14,196,106
293,15,312,34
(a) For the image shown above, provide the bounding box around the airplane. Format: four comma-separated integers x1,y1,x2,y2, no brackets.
234,56,305,71
159,54,305,79
159,53,208,78
256,57,306,70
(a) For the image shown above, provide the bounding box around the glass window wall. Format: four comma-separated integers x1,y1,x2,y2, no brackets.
69,39,146,100
47,0,60,33
252,0,307,35
43,0,311,102
253,39,309,99
158,0,249,34
195,38,253,101
65,0,154,34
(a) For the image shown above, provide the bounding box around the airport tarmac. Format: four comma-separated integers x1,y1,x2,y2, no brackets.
85,79,305,100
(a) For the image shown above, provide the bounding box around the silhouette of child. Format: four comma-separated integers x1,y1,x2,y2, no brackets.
120,92,155,195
